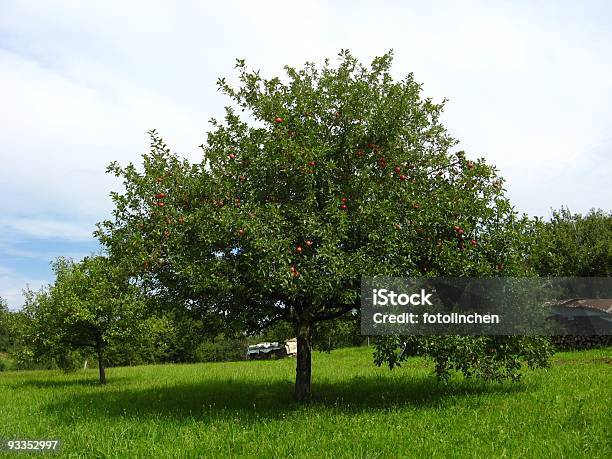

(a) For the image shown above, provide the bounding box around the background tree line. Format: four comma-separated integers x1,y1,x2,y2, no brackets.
0,279,362,373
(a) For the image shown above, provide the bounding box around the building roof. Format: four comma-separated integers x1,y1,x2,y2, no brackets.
554,298,612,314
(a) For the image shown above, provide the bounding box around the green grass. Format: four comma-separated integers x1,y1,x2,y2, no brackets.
0,347,611,458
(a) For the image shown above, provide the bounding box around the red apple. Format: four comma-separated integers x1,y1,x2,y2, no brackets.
399,175,407,181
453,225,461,232
228,153,236,159
308,161,316,166
274,117,284,123
305,240,313,247
237,229,245,236
155,193,166,199
341,197,348,203
470,239,477,246
394,166,401,173
340,204,348,210
296,245,303,253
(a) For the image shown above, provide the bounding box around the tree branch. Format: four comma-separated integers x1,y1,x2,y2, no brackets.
313,305,356,322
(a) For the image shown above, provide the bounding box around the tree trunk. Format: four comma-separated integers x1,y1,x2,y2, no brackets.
96,340,106,385
294,322,312,401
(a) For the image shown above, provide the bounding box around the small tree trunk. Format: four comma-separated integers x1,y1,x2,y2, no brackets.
294,322,312,401
96,340,106,385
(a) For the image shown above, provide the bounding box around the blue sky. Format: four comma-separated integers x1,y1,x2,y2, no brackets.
1,0,611,309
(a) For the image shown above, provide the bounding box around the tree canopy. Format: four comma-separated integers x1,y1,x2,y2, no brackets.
23,256,146,383
97,50,551,399
530,208,612,277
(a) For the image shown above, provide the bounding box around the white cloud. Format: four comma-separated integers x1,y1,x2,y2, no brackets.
0,217,94,242
0,265,49,310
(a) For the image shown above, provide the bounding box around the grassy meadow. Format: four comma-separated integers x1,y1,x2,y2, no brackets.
0,346,611,458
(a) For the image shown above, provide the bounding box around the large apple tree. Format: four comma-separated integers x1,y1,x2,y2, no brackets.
97,50,551,400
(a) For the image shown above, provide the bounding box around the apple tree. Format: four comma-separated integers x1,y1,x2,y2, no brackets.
97,50,551,400
24,256,146,383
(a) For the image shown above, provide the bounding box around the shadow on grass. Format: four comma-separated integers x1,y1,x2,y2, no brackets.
8,376,130,389
43,374,529,424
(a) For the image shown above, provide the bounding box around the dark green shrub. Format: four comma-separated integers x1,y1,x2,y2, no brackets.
194,335,247,362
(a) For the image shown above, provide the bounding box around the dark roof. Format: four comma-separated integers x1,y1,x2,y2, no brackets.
554,299,612,314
